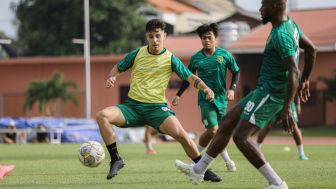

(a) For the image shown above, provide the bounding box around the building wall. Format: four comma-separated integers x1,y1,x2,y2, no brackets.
0,51,335,134
0,56,206,132
307,52,336,126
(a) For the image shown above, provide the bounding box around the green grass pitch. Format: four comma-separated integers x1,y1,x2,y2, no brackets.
0,143,335,189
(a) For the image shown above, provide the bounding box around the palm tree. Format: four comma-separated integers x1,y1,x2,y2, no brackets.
23,72,78,116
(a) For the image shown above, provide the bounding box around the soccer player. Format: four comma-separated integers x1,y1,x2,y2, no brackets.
175,0,316,188
257,98,309,160
0,164,15,181
172,23,239,172
96,19,220,181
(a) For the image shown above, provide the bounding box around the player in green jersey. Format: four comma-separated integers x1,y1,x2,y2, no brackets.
257,97,309,160
96,19,221,181
172,23,239,174
175,0,316,188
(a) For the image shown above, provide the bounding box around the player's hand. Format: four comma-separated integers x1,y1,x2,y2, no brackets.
298,80,310,103
106,76,117,88
226,89,235,101
276,107,295,134
172,96,180,106
204,87,214,102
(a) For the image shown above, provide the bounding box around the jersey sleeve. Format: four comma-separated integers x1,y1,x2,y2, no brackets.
187,56,197,74
293,21,304,37
273,32,296,60
171,55,192,80
117,48,139,72
225,52,239,73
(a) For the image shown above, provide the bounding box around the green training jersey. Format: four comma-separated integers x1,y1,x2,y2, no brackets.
189,47,239,109
117,46,192,103
257,17,303,100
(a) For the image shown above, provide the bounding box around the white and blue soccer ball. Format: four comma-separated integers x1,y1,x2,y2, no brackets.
78,141,105,168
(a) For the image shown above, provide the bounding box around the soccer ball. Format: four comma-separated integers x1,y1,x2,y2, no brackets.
78,141,105,168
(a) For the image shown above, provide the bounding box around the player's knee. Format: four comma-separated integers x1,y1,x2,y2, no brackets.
96,110,110,125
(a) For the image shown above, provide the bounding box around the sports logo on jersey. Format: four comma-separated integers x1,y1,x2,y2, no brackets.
217,56,224,64
161,107,171,112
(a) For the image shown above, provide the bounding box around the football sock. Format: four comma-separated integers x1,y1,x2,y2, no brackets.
219,149,231,162
106,142,121,161
145,142,153,151
258,163,282,185
193,153,214,174
297,144,305,156
197,144,205,153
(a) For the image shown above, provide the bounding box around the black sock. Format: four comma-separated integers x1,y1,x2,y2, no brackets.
106,142,121,162
192,155,202,163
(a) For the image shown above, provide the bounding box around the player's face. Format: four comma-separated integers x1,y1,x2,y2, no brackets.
259,0,272,24
146,28,166,54
201,31,216,50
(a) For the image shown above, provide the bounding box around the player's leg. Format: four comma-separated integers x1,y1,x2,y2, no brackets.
159,116,221,182
292,124,308,160
143,125,157,155
194,105,241,172
233,89,288,188
160,116,200,159
198,103,236,171
96,106,126,144
197,104,219,152
291,103,308,160
175,91,256,184
96,105,131,180
175,105,242,184
197,126,217,152
256,123,273,148
233,120,287,188
200,107,237,172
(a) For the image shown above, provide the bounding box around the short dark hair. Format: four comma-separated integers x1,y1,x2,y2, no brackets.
196,23,219,38
146,19,166,32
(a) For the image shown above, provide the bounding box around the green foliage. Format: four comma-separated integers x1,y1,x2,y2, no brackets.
319,70,336,101
23,72,78,115
0,31,8,38
13,0,146,56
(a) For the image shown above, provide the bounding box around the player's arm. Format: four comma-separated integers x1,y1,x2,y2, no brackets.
298,34,317,102
186,74,214,101
172,80,190,106
278,56,300,133
226,53,240,101
172,57,196,106
171,55,214,102
106,65,121,88
226,71,240,101
106,49,139,88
